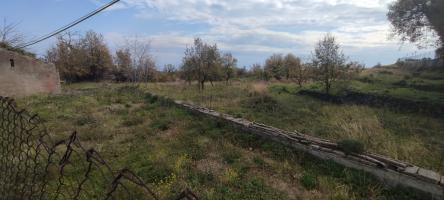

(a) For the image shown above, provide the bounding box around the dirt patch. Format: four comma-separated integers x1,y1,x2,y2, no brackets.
195,157,226,177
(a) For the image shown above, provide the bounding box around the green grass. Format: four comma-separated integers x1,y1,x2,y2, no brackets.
142,81,444,174
353,66,444,104
15,83,434,199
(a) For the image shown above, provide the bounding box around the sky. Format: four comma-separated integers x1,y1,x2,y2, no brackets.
0,0,437,68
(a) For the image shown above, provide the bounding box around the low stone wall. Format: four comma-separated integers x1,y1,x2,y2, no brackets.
0,48,61,97
298,90,444,118
147,93,443,199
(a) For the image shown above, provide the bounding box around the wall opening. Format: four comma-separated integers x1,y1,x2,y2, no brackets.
9,59,14,68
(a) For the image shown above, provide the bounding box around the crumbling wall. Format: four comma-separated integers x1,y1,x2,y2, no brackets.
0,48,61,97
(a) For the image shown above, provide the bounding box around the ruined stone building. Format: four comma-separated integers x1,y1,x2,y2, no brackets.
0,48,61,97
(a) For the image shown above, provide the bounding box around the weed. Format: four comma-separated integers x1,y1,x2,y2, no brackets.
122,115,144,127
242,93,280,112
151,118,172,131
75,115,96,126
144,93,159,104
222,149,241,164
337,139,365,155
300,172,318,190
253,156,267,168
137,162,174,183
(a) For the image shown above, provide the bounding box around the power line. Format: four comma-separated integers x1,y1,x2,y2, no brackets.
17,0,120,49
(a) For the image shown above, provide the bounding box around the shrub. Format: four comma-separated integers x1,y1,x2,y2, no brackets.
137,163,173,183
75,115,96,126
300,172,317,190
227,110,243,118
253,156,267,168
151,118,172,131
337,139,365,155
144,93,159,104
270,85,290,94
122,116,144,126
378,70,393,75
358,76,375,83
242,93,279,112
222,149,242,164
394,80,408,87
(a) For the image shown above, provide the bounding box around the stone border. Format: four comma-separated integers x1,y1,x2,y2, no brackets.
148,93,443,199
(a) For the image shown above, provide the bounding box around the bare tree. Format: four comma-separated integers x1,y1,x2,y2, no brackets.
312,34,347,94
222,52,237,84
124,36,156,82
0,18,24,47
161,64,177,82
250,63,265,80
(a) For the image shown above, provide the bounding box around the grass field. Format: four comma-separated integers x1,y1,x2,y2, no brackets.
352,65,444,104
16,83,433,199
142,79,444,175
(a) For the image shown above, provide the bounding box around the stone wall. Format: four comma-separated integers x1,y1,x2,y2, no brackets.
0,48,61,97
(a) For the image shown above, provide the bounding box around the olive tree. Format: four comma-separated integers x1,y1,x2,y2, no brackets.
312,34,346,94
264,54,285,80
222,52,238,84
182,38,222,90
284,53,307,87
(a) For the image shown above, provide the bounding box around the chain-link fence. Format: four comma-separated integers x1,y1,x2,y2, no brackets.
0,96,198,200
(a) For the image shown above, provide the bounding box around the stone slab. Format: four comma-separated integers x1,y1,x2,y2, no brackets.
418,168,441,183
404,166,420,175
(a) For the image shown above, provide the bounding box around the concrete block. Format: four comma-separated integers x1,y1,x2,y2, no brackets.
417,168,441,183
404,166,419,175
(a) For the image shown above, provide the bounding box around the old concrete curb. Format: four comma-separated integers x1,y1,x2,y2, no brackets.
148,92,443,199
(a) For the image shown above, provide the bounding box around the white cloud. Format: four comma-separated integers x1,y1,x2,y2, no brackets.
98,0,434,66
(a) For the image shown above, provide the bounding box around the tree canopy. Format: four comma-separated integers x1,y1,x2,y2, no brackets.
46,31,113,82
388,0,444,57
312,34,347,94
181,38,222,90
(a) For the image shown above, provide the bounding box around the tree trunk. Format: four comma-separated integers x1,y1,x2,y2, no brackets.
200,81,205,90
325,82,330,94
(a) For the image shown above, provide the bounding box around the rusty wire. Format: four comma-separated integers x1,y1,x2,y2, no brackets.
0,96,198,200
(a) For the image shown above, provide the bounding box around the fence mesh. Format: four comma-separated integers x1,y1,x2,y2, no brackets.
0,96,197,200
